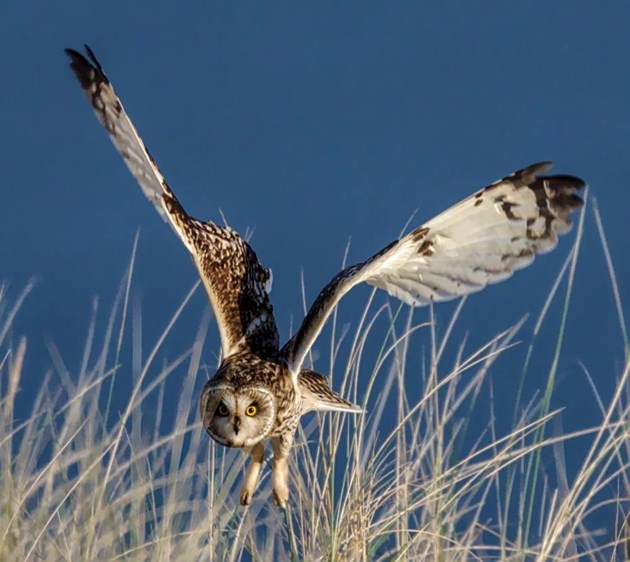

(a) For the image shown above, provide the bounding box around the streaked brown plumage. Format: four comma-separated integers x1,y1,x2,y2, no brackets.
65,45,585,507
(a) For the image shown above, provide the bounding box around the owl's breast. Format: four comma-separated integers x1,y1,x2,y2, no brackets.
270,383,303,437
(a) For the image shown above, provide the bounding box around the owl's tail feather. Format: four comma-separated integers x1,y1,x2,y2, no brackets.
298,369,364,414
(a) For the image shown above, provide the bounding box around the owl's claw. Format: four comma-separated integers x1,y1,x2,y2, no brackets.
272,486,289,508
240,490,253,506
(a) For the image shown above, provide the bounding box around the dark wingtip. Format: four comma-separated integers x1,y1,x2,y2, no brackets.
65,45,108,88
538,173,587,214
83,44,103,71
64,47,87,67
546,174,587,191
523,161,554,177
533,160,554,171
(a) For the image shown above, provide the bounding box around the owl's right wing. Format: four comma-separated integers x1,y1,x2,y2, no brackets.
66,46,279,359
282,162,585,376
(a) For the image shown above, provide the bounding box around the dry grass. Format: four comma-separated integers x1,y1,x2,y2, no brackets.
0,205,628,561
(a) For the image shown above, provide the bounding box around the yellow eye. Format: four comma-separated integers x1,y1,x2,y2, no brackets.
245,404,258,417
216,403,229,417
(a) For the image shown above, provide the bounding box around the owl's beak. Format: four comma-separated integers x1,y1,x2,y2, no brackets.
233,416,241,435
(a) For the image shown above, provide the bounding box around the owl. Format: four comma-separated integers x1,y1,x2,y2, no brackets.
65,46,585,507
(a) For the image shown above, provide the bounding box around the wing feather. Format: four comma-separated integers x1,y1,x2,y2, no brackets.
66,46,279,358
65,45,170,221
298,370,363,413
282,163,585,374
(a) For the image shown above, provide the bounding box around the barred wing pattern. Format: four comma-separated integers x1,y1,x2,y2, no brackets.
282,163,584,374
298,370,363,413
66,46,279,358
66,46,169,222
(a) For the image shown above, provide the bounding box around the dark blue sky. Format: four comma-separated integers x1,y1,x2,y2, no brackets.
2,4,628,445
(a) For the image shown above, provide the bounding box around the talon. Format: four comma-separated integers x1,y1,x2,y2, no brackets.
273,488,288,508
273,492,287,509
239,480,257,506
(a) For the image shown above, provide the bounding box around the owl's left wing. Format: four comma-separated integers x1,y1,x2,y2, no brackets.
282,163,585,375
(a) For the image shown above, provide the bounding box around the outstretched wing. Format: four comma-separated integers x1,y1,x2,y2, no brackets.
282,163,585,374
66,46,279,358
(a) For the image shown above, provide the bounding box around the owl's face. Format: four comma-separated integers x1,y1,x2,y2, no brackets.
200,383,277,448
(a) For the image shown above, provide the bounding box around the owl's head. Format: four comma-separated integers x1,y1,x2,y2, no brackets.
200,382,277,448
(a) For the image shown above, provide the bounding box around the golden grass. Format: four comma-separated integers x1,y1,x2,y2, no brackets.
0,205,628,561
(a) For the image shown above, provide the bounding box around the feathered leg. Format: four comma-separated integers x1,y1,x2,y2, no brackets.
240,442,265,506
271,434,294,508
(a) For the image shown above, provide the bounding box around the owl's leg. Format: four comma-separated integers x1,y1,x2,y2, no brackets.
271,433,294,508
240,442,265,506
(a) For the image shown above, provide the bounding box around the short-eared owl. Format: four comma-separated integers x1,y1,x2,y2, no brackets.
66,46,585,507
